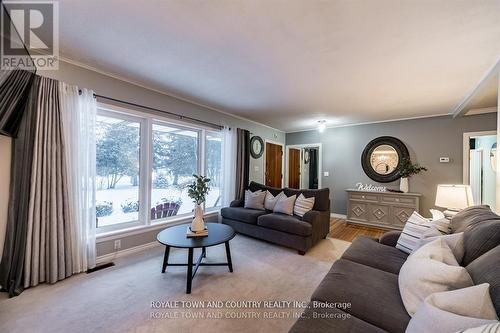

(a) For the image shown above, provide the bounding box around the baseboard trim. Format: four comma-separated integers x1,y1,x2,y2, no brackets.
96,241,161,265
330,213,347,219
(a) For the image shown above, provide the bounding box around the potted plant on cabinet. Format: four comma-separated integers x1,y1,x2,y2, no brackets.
396,157,427,193
187,174,211,232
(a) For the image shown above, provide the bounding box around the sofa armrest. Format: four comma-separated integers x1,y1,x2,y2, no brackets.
379,231,402,247
302,210,330,236
230,199,243,207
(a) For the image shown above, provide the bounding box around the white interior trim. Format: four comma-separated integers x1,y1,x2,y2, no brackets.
452,58,500,118
330,213,347,219
462,130,496,184
57,56,284,134
465,107,498,116
96,241,161,265
284,143,323,189
285,113,451,134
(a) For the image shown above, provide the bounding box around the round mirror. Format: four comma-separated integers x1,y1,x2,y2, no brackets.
491,142,497,172
370,144,399,175
361,136,409,183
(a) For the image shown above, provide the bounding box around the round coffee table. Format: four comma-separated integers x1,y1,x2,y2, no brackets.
156,222,236,294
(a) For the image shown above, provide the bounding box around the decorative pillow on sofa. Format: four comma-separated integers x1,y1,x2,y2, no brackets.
396,212,451,254
459,322,500,333
273,194,297,215
396,212,433,254
399,237,474,316
264,190,284,210
244,190,266,210
405,284,499,333
293,194,315,217
417,228,465,263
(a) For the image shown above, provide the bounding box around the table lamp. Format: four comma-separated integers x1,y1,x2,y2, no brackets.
435,184,474,218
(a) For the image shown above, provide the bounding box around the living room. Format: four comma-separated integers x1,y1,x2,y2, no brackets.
0,1,499,332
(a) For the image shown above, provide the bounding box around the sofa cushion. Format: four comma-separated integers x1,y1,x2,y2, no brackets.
284,187,330,211
248,181,282,196
288,304,388,333
462,219,500,266
341,236,408,274
466,245,500,317
450,205,498,233
257,213,312,236
220,207,269,225
311,259,410,333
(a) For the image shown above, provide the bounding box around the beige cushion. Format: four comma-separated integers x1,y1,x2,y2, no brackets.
417,229,465,263
399,237,474,316
273,194,296,215
406,284,499,333
244,190,266,210
264,191,284,210
293,193,315,217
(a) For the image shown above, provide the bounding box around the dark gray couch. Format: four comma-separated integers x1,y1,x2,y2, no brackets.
289,205,500,333
221,182,330,254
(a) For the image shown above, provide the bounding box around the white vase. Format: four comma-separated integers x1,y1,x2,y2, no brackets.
400,177,409,193
191,204,205,232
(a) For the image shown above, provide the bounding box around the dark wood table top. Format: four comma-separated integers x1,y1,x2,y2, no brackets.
156,223,236,248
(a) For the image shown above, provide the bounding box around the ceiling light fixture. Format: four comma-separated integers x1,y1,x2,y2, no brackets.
318,120,326,133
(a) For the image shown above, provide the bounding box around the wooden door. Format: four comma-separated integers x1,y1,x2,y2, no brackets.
288,148,301,189
265,142,283,187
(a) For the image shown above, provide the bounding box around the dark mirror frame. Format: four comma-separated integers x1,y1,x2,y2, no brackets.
361,136,409,183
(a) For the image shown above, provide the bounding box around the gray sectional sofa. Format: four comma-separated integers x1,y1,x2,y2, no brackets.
221,182,330,254
289,205,500,333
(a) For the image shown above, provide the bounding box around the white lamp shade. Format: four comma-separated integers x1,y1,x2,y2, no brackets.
435,184,474,210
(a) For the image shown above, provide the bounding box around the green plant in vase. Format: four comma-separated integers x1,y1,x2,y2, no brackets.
396,157,427,193
187,174,211,232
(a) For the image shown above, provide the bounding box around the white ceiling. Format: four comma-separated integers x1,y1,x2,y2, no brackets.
56,0,500,132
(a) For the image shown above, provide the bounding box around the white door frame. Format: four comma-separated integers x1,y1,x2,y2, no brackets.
264,139,285,187
463,131,496,184
285,143,323,189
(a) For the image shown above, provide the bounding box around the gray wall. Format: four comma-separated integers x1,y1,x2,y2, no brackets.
0,60,284,257
286,113,497,216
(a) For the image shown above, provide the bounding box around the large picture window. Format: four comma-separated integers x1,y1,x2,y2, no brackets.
151,123,199,221
95,104,223,233
95,113,142,229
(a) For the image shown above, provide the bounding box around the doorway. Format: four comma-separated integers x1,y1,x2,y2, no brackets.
265,141,283,188
463,131,496,210
285,144,322,189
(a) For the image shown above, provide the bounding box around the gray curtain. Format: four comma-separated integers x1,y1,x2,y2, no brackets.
235,128,250,200
0,75,39,296
0,76,72,296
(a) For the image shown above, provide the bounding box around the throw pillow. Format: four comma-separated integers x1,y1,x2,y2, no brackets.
406,284,499,333
273,194,297,215
244,190,266,210
399,237,474,316
396,211,433,254
293,193,315,217
264,191,284,210
459,322,500,333
417,229,465,263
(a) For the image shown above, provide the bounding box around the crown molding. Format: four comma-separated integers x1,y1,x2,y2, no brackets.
285,113,452,134
55,54,284,134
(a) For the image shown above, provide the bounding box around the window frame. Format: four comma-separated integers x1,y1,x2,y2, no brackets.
95,102,223,234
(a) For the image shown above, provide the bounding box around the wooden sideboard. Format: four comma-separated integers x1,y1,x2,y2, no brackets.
346,189,421,230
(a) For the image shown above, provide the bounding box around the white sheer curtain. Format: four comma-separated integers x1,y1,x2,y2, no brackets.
59,83,97,272
222,126,237,207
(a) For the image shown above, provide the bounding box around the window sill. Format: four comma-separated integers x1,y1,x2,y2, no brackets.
96,210,220,243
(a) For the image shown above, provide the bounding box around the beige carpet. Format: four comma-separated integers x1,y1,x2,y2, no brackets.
0,235,350,333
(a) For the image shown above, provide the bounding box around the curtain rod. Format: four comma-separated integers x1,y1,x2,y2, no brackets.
90,93,224,130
